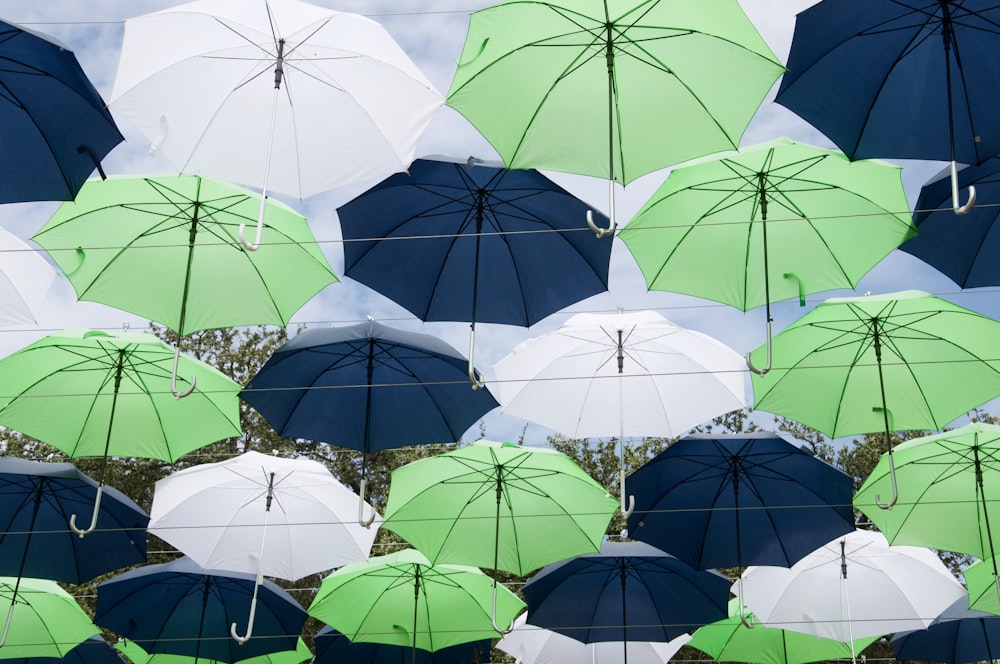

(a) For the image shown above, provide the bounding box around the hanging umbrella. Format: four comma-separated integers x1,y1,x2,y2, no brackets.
109,0,442,249
382,439,617,630
961,559,1000,617
95,557,306,662
496,614,691,664
901,157,1000,288
891,595,1000,664
776,0,1000,214
749,290,1000,508
688,599,878,664
0,20,122,203
336,156,613,387
0,226,56,327
0,577,98,657
492,309,746,515
241,320,499,523
522,541,730,644
0,329,241,536
738,530,966,656
314,627,491,664
618,137,915,374
446,0,782,232
149,450,379,643
32,175,337,397
308,548,525,664
115,637,313,664
10,636,123,664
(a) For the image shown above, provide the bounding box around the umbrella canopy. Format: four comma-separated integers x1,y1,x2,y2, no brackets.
688,599,878,664
497,614,691,664
738,530,967,643
382,439,617,577
0,20,122,203
0,226,56,327
308,548,526,653
891,595,1000,664
95,557,306,662
10,637,123,664
625,432,855,570
314,627,492,664
0,456,147,584
115,637,313,664
962,558,1000,616
0,577,98,659
522,541,730,643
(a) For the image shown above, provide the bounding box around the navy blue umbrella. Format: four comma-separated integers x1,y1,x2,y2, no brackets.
0,456,147,583
337,156,613,386
892,596,1000,664
314,627,491,664
9,636,123,664
901,157,1000,287
776,1,1000,213
95,557,306,663
0,21,123,203
625,432,855,571
522,541,729,644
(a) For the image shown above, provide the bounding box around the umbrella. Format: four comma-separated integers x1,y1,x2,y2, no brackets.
115,637,313,664
749,290,1000,508
0,329,241,536
522,541,730,643
109,0,442,249
618,137,916,374
891,595,1000,664
0,577,98,656
308,548,525,663
32,175,336,396
10,636,123,664
240,320,499,523
314,627,491,664
336,156,613,387
962,558,1000,616
738,530,966,656
491,309,747,515
901,157,1000,288
381,439,617,629
688,599,878,664
446,1,782,231
148,450,379,643
0,226,56,327
496,614,691,664
95,557,306,662
776,1,1000,214
0,20,122,203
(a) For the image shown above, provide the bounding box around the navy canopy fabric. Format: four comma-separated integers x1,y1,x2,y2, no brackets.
314,627,491,664
892,597,1000,664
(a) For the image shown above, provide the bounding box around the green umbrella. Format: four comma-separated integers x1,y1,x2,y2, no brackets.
0,577,97,658
619,138,915,374
966,557,1000,616
308,548,525,663
115,637,313,664
750,290,1000,509
32,175,337,397
446,0,782,233
0,329,241,535
688,599,878,664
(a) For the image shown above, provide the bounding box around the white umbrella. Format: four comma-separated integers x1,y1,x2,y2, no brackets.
149,450,381,643
492,310,747,515
109,0,443,249
0,225,56,326
497,614,691,664
737,529,966,661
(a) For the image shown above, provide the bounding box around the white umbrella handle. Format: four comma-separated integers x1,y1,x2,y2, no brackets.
490,580,515,635
170,344,196,399
950,160,976,215
746,317,773,376
468,328,485,390
358,478,376,528
736,578,755,629
232,484,272,644
239,49,284,252
69,483,104,537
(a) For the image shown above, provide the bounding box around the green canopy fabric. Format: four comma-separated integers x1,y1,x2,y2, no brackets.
382,439,617,577
965,557,1000,617
0,577,97,660
308,548,525,653
688,599,878,664
33,175,337,336
620,138,915,312
115,637,313,664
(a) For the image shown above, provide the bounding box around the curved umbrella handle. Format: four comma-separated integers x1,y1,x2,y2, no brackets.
875,451,899,510
951,161,977,215
586,209,615,239
69,483,104,537
171,345,196,399
230,589,259,644
620,469,635,520
490,583,515,635
468,330,486,390
358,478,377,528
238,221,262,252
745,319,772,376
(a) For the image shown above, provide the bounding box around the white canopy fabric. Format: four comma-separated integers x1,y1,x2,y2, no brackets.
0,226,56,326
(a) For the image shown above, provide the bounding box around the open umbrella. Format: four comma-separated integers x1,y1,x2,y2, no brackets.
447,0,782,232
776,0,1000,214
618,137,916,373
115,637,313,664
0,226,56,327
32,175,336,396
11,636,123,664
0,577,98,657
749,290,1000,508
961,558,1000,616
241,320,499,523
149,451,379,643
109,0,442,250
891,595,1000,664
308,548,525,664
0,20,122,203
492,309,747,515
337,156,613,387
314,627,491,664
0,329,241,536
96,557,306,663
